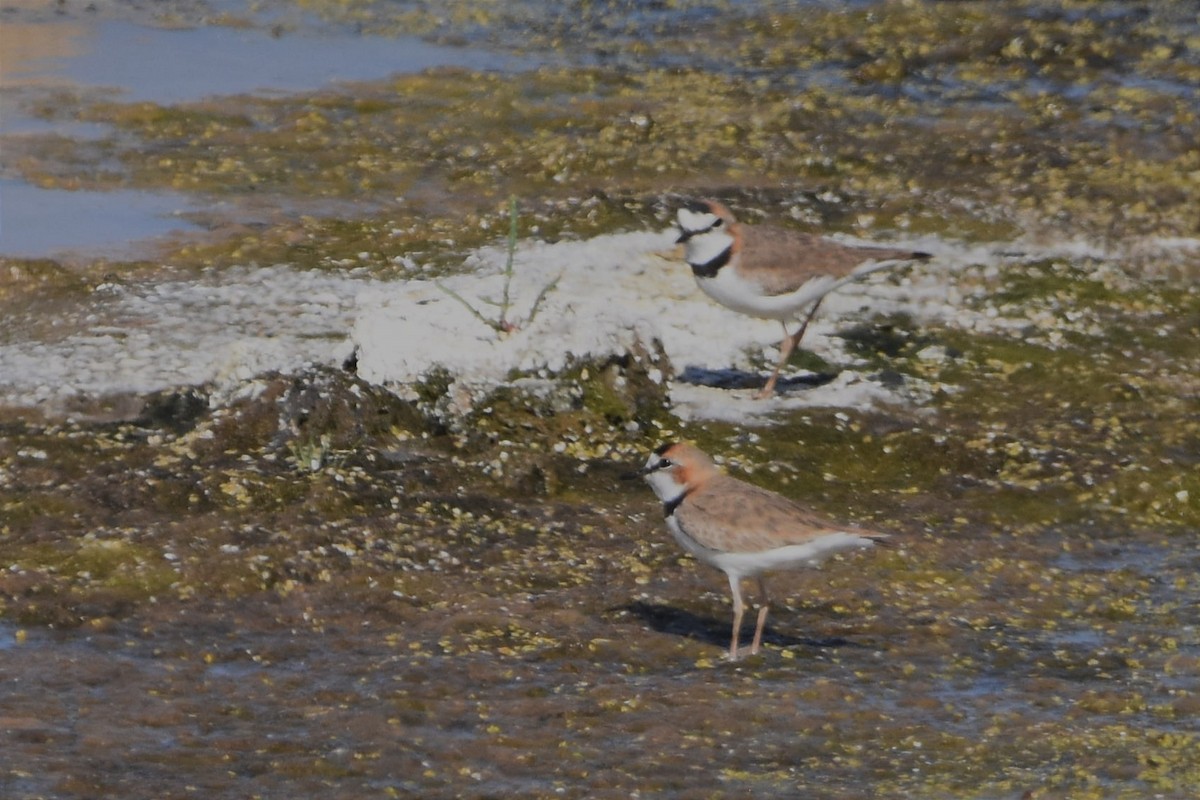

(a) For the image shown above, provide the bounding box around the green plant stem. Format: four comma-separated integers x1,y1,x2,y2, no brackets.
499,195,518,331
436,282,505,333
434,194,558,335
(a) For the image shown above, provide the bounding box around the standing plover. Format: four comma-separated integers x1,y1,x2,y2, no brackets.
633,442,888,660
675,199,930,398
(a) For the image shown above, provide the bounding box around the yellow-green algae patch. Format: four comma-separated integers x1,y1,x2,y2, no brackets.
4,179,1199,800
2,1,1200,796
3,253,1192,792
10,24,1198,273
6,0,1197,285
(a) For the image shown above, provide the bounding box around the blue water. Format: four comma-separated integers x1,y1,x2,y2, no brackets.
92,22,524,103
0,623,23,651
0,179,202,259
7,21,529,106
0,20,529,258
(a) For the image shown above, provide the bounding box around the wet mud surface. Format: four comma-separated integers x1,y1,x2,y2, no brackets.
1,1,1199,798
2,331,1197,798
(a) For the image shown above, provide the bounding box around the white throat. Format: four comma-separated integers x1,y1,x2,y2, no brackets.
683,229,734,268
643,469,688,506
677,208,720,233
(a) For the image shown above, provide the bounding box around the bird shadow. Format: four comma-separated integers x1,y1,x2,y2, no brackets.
617,601,864,651
676,365,838,394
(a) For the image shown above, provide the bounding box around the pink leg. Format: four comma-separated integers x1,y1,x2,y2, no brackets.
754,323,795,400
750,577,770,655
727,574,744,660
787,298,824,354
754,299,824,399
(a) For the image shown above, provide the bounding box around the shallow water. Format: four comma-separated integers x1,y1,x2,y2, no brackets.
0,521,1196,799
0,179,203,258
0,16,527,258
1,1,1199,797
2,20,527,106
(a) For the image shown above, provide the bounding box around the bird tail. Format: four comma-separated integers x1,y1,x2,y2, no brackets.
849,250,931,279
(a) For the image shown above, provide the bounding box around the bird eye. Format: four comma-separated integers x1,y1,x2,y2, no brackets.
712,219,723,228
658,458,674,469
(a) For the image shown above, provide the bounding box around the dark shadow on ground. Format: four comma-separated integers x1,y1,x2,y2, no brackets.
618,601,865,651
675,365,839,394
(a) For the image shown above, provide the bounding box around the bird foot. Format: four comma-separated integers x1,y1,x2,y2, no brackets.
753,376,780,400
727,644,763,661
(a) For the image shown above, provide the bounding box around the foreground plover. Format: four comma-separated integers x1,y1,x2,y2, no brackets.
675,199,930,398
632,442,888,660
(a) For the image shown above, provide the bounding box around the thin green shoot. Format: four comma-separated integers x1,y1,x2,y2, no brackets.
437,196,561,335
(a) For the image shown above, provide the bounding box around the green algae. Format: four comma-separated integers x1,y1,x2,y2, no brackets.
10,0,1200,277
4,251,1194,800
2,2,1200,797
2,538,178,626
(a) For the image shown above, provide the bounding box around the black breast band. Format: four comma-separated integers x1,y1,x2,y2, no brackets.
690,246,732,279
662,493,688,517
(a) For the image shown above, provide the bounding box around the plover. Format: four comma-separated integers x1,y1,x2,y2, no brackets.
633,441,888,660
675,199,930,398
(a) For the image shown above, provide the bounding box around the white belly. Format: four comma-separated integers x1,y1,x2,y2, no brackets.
705,532,878,580
696,269,838,321
667,517,876,580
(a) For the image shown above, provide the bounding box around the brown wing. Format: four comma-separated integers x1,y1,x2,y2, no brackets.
739,225,925,296
676,474,876,554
